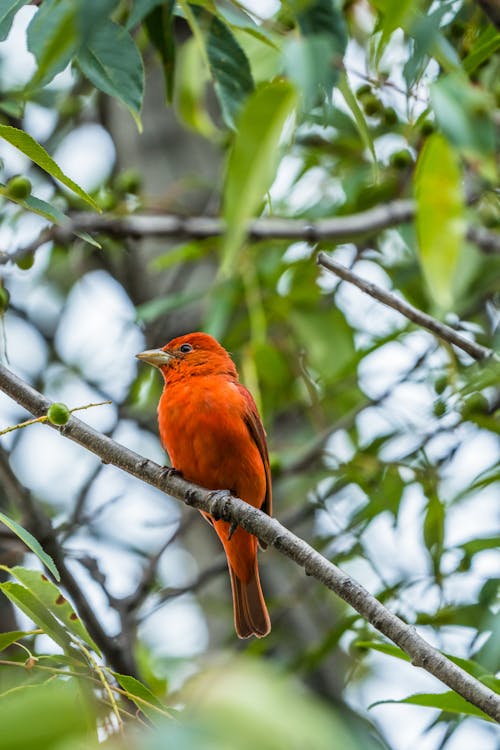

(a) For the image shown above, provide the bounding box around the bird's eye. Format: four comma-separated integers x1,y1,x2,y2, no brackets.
179,343,193,353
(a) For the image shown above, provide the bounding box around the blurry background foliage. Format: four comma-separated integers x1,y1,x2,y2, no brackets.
0,0,499,748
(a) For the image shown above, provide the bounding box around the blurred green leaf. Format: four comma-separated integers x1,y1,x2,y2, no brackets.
415,133,465,310
338,74,378,176
0,0,26,41
174,37,217,137
113,672,171,723
375,0,416,61
0,512,59,580
126,0,164,29
371,690,492,720
200,9,254,128
222,80,297,273
10,566,101,655
0,629,38,652
77,20,144,129
0,678,95,750
423,490,445,579
0,126,100,210
0,582,72,652
144,1,176,101
431,73,496,176
285,0,346,109
463,25,500,74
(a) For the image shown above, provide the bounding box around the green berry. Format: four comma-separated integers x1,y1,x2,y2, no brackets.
390,149,413,169
356,84,372,99
115,169,141,195
16,252,35,270
47,402,71,426
6,175,32,200
384,106,398,126
433,399,446,418
420,120,435,136
434,375,448,395
362,95,381,116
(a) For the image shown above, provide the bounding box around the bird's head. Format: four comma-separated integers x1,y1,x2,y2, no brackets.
136,332,237,381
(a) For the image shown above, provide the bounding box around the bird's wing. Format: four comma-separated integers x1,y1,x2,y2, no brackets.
238,384,272,519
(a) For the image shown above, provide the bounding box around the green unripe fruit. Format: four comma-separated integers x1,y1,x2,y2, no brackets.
433,399,446,418
356,84,371,99
16,252,35,270
115,169,141,195
0,286,10,313
433,375,448,395
6,175,32,200
384,107,398,126
96,189,117,212
390,149,413,169
362,95,381,116
47,402,71,426
420,120,435,136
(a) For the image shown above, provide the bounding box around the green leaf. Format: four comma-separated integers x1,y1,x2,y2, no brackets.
375,0,416,61
151,239,211,270
338,74,378,178
284,0,346,108
460,535,500,558
0,582,72,651
174,37,217,137
356,640,498,685
0,511,60,581
144,1,176,101
423,490,445,578
0,187,100,247
27,0,80,87
113,672,171,722
136,287,207,322
0,126,100,211
0,0,26,42
371,690,492,720
10,566,101,655
77,20,144,129
0,629,38,652
203,12,254,128
355,640,411,662
0,678,93,750
126,0,164,29
222,80,297,273
463,26,500,74
26,0,119,87
431,73,496,177
415,133,465,310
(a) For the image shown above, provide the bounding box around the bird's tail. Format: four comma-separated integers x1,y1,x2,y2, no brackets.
228,558,271,638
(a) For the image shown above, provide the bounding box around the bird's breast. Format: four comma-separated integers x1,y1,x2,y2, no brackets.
158,377,266,507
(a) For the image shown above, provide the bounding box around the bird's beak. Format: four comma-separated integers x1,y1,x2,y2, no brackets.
136,349,173,367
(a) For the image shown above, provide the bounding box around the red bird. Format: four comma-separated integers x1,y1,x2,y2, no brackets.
136,333,271,638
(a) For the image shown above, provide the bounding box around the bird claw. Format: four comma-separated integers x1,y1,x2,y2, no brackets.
227,520,238,541
160,465,182,480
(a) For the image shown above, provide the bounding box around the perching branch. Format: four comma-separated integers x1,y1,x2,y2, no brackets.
3,200,499,265
0,364,498,722
317,251,496,362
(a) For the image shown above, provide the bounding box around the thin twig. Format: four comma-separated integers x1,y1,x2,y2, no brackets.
0,364,498,721
316,251,496,362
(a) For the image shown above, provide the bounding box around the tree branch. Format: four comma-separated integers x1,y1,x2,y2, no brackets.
3,200,499,265
316,251,496,362
0,364,498,721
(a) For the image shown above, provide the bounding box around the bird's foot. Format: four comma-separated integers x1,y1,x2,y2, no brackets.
227,520,238,541
160,465,182,480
